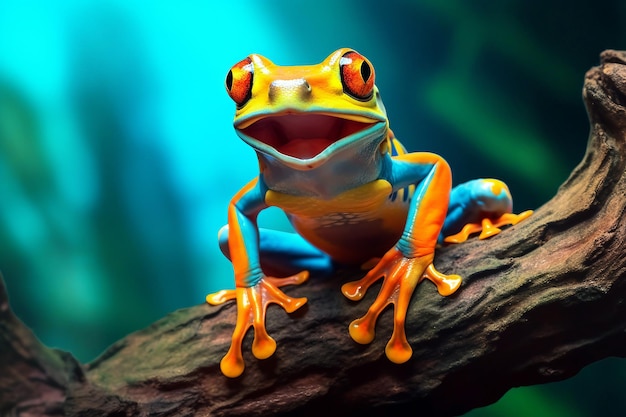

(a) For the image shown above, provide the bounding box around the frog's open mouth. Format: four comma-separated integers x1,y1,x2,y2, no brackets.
239,114,377,160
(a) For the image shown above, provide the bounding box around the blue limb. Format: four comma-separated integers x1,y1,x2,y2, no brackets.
441,179,513,240
218,225,336,278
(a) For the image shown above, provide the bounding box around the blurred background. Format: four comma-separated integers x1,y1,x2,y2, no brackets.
0,0,624,415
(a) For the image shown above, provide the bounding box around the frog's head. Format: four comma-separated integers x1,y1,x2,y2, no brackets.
225,48,389,170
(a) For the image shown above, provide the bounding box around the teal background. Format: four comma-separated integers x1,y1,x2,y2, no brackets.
0,1,624,415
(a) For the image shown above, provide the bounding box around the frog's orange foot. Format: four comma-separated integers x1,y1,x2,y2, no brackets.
342,249,461,364
444,209,533,244
206,271,309,378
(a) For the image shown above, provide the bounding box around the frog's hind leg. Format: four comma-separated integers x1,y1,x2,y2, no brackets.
441,179,532,244
218,225,336,278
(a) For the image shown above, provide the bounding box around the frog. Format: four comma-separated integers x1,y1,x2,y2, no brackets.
206,48,532,378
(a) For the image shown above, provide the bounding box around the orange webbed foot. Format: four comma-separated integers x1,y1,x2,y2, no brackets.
206,270,309,378
341,249,461,364
443,209,533,244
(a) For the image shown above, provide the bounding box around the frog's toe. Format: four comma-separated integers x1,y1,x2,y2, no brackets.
385,330,412,364
444,209,533,243
423,264,462,296
342,259,387,301
443,217,503,243
221,345,246,378
346,251,408,345
263,275,308,313
348,313,378,345
252,330,277,360
342,280,371,301
206,289,237,305
265,270,309,289
443,223,481,244
495,210,534,227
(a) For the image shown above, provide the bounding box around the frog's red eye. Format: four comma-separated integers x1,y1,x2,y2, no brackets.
339,51,375,100
225,57,254,107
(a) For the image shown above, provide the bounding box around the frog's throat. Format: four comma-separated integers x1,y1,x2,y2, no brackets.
236,117,387,170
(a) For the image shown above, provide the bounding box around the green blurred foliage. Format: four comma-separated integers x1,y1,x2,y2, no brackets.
0,0,624,415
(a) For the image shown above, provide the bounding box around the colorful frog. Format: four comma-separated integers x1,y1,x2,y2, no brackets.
207,48,532,378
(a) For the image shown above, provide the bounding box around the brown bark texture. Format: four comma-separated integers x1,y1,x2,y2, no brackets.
2,50,626,417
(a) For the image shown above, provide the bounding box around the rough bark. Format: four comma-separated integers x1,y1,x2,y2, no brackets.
2,50,626,417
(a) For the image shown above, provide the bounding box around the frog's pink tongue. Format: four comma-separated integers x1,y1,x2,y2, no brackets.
278,139,334,159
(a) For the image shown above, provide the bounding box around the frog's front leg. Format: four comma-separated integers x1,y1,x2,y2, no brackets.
342,153,462,363
206,178,308,378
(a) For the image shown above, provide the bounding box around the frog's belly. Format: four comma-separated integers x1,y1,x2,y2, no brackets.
290,205,409,264
265,179,412,264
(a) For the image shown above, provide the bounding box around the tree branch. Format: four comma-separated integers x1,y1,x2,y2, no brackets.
3,50,626,417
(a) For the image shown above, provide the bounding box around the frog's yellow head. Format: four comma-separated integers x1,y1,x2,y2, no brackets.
225,48,389,168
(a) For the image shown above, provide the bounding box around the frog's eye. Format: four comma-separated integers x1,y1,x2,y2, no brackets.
339,51,375,101
225,57,254,107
